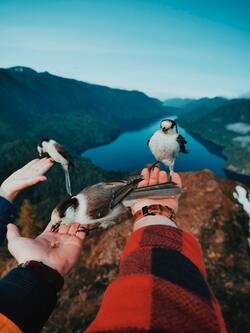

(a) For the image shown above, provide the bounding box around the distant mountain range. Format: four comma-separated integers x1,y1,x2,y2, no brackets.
0,66,170,152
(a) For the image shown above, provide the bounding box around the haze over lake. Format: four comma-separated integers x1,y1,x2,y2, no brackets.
83,117,226,177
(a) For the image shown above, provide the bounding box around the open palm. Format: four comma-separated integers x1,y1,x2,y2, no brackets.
0,158,54,202
7,222,85,277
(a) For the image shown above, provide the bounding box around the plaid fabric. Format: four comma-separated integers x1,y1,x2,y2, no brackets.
86,225,227,333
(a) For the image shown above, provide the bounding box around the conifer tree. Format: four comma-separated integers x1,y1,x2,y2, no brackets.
17,200,41,238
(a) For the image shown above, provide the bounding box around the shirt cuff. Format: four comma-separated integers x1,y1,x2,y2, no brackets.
0,196,15,226
0,197,15,246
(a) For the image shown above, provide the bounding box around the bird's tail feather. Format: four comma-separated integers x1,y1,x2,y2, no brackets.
125,182,181,201
109,176,143,209
64,169,72,196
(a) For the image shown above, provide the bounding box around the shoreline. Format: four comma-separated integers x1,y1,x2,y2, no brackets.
186,130,226,160
186,130,250,186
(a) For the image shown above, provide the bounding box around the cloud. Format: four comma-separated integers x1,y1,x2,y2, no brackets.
233,136,250,150
226,122,250,134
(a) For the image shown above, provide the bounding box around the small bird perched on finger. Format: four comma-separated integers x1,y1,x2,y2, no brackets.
147,119,188,181
37,138,74,196
50,176,181,234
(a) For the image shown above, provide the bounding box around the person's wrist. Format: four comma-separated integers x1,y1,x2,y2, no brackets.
131,199,178,215
0,186,16,203
15,256,65,278
39,259,66,278
18,260,64,291
132,204,177,231
133,215,177,231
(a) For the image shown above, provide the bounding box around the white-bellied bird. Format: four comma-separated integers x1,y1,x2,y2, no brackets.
37,138,74,196
147,119,188,181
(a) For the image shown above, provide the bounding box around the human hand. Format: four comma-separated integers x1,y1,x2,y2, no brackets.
7,222,86,277
0,158,54,202
131,167,182,215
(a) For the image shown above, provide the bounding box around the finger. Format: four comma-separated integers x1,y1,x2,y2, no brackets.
19,176,47,189
7,224,21,241
148,167,160,185
159,170,168,183
35,157,53,169
58,224,70,234
137,168,149,187
68,223,81,235
44,220,57,232
171,172,182,188
75,226,87,240
29,158,50,171
35,161,54,175
22,159,40,169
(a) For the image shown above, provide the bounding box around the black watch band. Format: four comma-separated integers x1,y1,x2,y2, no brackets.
18,260,64,292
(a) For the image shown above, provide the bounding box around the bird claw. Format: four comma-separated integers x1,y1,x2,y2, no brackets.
75,225,99,236
51,222,61,233
75,225,90,236
147,161,160,172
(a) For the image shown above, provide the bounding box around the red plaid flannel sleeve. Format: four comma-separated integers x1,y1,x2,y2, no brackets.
86,225,227,333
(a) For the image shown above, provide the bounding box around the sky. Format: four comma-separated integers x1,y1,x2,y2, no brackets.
0,0,250,99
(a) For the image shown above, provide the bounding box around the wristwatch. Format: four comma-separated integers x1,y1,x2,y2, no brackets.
18,260,64,292
133,204,176,224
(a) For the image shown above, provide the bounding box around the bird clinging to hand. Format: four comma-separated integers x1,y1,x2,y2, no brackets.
49,175,181,234
37,138,74,196
147,119,188,181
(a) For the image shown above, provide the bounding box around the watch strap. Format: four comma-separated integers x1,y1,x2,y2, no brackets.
133,204,176,224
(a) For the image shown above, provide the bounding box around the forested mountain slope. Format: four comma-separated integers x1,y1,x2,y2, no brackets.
178,98,250,176
0,66,167,152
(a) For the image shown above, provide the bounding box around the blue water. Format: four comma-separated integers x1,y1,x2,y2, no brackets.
82,117,226,177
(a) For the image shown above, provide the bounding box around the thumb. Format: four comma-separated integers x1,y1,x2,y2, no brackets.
7,223,21,241
22,176,47,188
30,176,47,185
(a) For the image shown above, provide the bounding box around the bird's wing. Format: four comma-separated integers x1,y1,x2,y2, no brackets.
147,135,152,146
54,143,74,167
177,134,188,153
84,176,143,219
109,176,143,209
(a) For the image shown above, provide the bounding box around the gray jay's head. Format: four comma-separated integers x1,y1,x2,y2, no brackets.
37,138,50,157
160,119,177,134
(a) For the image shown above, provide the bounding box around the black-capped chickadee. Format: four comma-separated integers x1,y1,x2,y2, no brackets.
148,119,188,180
50,176,181,234
37,138,74,196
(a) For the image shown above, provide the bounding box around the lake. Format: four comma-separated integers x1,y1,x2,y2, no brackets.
82,117,227,177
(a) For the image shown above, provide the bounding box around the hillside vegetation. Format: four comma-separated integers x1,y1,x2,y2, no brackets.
0,66,167,152
178,98,250,176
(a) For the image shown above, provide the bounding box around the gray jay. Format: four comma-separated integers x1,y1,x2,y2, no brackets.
147,119,187,180
37,138,74,196
50,176,181,234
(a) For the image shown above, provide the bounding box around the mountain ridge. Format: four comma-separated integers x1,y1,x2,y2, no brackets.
0,66,168,152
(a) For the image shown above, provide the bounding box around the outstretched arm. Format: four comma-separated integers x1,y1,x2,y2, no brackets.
0,158,54,245
0,158,54,202
0,221,86,333
86,168,227,333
